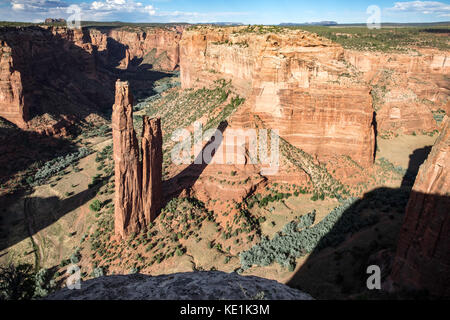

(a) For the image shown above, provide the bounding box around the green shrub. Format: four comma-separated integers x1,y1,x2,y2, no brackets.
90,200,102,212
239,199,378,270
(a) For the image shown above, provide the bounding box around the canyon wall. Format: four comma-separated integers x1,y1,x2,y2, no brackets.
180,27,375,168
90,27,182,71
345,49,449,134
112,81,162,239
0,40,27,127
0,25,181,130
390,116,450,297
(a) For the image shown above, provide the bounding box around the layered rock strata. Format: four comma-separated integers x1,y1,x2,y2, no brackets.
391,116,450,297
112,80,162,239
0,40,27,127
345,49,449,134
0,25,182,129
180,26,375,168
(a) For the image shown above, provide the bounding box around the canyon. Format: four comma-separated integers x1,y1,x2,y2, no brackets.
0,25,181,132
0,23,448,300
1,24,447,171
180,26,376,169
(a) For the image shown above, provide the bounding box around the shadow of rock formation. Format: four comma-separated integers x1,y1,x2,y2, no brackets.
0,177,108,252
401,145,432,187
162,120,228,207
0,119,78,186
287,122,448,299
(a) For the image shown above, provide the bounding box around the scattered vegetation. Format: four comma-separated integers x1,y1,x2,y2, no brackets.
0,264,56,300
297,26,450,51
239,197,380,270
29,148,92,186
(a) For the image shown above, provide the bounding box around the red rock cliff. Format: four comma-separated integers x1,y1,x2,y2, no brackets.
90,26,182,71
112,80,162,239
0,25,182,129
390,116,450,297
180,26,375,168
345,49,449,134
0,40,27,127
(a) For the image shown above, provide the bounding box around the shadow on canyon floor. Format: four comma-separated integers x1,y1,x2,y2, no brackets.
287,146,438,299
162,121,229,208
0,177,108,252
400,145,432,187
0,121,78,186
287,188,448,300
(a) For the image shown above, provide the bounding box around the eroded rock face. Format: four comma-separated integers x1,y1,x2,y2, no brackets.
46,271,314,300
0,26,111,130
142,117,163,224
180,27,375,168
94,27,183,71
0,25,182,130
112,81,162,239
391,116,450,297
0,40,27,127
345,49,449,134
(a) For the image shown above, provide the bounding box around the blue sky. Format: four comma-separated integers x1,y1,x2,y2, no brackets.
1,0,449,23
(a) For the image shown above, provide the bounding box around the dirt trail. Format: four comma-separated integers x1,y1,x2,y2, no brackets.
23,198,40,270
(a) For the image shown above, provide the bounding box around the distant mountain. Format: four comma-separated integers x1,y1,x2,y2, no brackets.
280,21,338,26
208,22,244,26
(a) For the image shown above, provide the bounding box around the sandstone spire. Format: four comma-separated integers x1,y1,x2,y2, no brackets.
112,80,162,239
142,117,163,224
390,116,450,297
0,42,28,128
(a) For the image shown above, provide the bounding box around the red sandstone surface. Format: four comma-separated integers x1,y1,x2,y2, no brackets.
0,25,181,132
180,26,375,169
390,116,450,297
112,80,162,239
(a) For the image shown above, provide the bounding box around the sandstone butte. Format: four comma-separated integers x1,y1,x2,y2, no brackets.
390,116,450,298
112,80,162,239
180,26,376,168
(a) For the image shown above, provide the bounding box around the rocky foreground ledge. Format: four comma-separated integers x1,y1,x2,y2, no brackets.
46,271,313,300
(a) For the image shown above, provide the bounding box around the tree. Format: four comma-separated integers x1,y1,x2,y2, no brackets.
0,263,35,300
90,199,102,212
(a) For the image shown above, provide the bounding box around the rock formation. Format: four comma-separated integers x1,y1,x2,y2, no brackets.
142,117,163,223
390,116,450,297
46,271,314,300
112,80,162,239
0,40,27,127
91,27,183,71
345,49,449,134
44,18,66,24
0,25,182,130
180,26,375,168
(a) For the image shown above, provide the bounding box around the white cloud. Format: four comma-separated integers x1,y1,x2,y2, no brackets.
90,0,155,15
388,1,450,17
6,0,157,20
12,3,25,10
2,0,246,23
